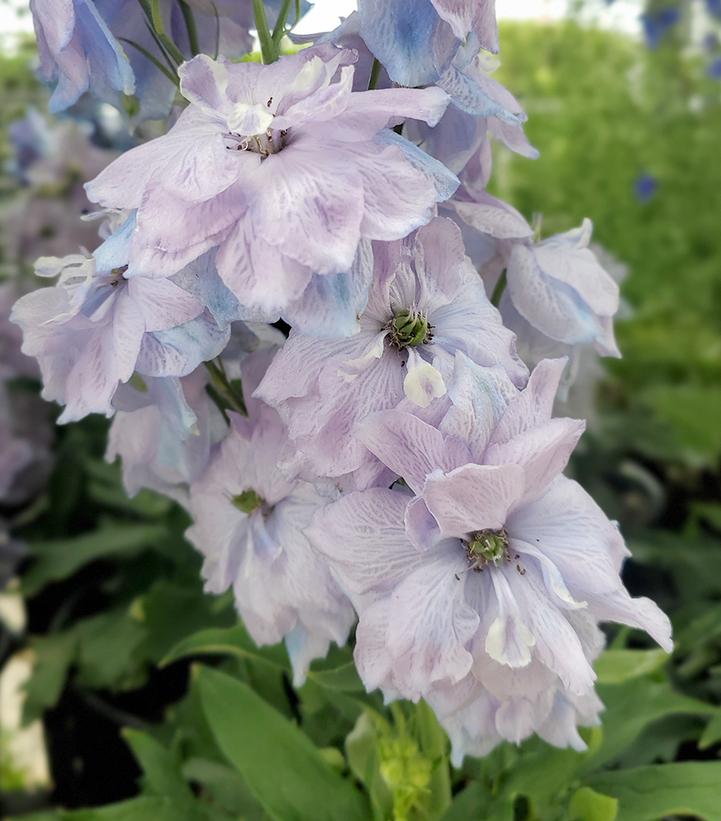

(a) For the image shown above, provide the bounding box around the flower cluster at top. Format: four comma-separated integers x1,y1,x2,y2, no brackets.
13,0,671,764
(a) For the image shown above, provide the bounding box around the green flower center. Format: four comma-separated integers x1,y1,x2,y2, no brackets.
232,489,265,515
387,310,432,349
465,528,510,569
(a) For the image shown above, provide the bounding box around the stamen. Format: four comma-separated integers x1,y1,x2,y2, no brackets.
232,489,265,515
386,309,433,349
223,129,287,158
464,528,510,572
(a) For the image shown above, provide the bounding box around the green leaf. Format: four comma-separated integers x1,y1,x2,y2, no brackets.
22,631,77,724
699,712,721,750
345,712,393,821
442,784,513,821
252,0,276,63
182,758,264,819
641,385,721,466
585,678,718,770
569,786,618,821
22,523,167,596
161,623,288,670
135,581,234,665
124,730,194,806
58,797,184,821
587,762,721,821
594,648,668,684
75,609,146,690
307,662,365,692
197,666,369,821
415,700,452,818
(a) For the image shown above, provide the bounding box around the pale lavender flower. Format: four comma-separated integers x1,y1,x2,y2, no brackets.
308,354,671,759
107,369,226,508
430,673,604,765
10,216,231,423
0,283,38,382
498,219,621,373
186,351,355,686
353,0,497,89
255,217,526,488
107,322,284,506
85,47,457,333
451,205,621,382
29,0,253,119
30,0,135,113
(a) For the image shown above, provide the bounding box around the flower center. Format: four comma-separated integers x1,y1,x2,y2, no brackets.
224,129,288,158
387,310,433,349
109,265,128,287
232,489,265,515
465,528,510,570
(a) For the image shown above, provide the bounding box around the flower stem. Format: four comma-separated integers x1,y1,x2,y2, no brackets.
253,0,277,63
179,0,201,56
204,359,247,417
491,270,507,307
272,0,295,46
119,37,179,86
149,0,186,66
368,58,382,90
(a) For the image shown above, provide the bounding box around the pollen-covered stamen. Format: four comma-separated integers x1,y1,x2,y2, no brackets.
387,309,433,349
232,488,265,515
223,129,288,158
465,528,510,571
109,265,128,287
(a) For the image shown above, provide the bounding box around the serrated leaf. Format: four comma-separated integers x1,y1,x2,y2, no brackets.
197,666,368,821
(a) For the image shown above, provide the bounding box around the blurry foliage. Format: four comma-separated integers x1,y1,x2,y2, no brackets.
2,14,721,821
494,20,721,468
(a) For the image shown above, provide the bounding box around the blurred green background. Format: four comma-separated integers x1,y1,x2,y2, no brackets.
1,5,721,820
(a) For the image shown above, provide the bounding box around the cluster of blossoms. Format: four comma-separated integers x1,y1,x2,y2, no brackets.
12,0,671,762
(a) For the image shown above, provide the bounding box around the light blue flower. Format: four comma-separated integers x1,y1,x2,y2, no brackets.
355,0,498,88
30,0,135,113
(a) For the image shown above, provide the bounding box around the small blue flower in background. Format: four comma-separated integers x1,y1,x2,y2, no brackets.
641,7,680,49
707,0,721,19
634,173,658,203
703,32,719,52
708,57,721,78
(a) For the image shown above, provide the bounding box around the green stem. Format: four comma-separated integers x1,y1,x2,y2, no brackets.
205,360,247,417
179,0,200,56
141,21,180,76
368,58,382,90
119,37,179,86
490,270,507,307
272,0,294,45
253,0,277,63
149,0,186,65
